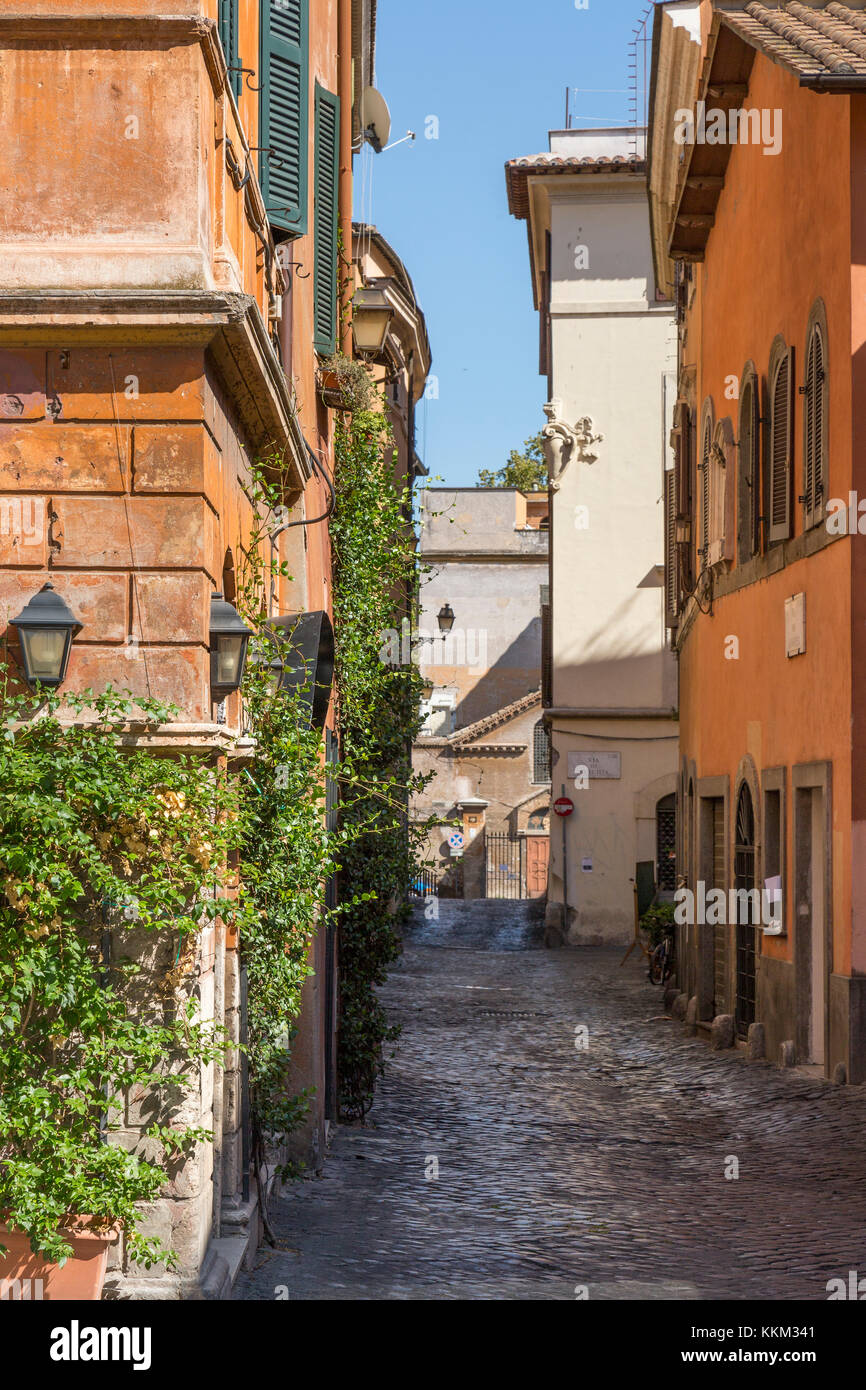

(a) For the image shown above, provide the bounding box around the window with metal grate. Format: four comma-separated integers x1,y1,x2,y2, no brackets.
533,720,551,784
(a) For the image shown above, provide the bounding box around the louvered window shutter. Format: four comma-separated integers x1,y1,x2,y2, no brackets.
803,332,815,526
804,326,825,530
749,376,761,554
700,417,711,569
260,0,309,235
219,0,241,99
313,84,340,356
664,467,678,626
769,346,794,543
814,328,825,522
681,406,694,590
541,602,552,707
738,378,761,561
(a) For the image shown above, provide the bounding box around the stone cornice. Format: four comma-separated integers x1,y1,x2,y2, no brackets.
0,15,225,93
0,291,311,488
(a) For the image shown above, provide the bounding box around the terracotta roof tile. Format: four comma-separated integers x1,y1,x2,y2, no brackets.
448,689,542,746
505,154,645,220
722,1,866,79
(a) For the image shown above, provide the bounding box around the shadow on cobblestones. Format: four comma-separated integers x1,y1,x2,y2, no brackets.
236,915,866,1301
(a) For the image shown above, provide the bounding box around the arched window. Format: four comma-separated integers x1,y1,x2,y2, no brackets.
656,793,677,891
768,338,794,544
532,720,551,784
803,309,828,530
738,365,760,561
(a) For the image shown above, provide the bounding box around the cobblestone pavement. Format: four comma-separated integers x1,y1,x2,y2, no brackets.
236,904,866,1301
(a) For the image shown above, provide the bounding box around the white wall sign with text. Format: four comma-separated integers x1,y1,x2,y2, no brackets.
567,751,622,780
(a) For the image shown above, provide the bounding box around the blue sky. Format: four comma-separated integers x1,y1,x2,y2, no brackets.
357,0,652,487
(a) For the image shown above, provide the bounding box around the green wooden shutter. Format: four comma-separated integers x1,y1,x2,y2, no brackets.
260,0,309,235
314,84,341,357
219,0,241,100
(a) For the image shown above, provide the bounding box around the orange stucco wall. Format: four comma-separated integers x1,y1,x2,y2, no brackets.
680,53,855,974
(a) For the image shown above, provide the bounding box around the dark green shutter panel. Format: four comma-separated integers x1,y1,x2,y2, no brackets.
314,84,340,356
260,0,309,235
219,0,241,99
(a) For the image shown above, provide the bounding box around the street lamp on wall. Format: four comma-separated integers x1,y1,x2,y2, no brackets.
209,592,252,695
9,583,82,689
437,604,455,634
351,287,394,356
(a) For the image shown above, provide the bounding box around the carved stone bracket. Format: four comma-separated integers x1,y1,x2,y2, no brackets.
541,400,603,489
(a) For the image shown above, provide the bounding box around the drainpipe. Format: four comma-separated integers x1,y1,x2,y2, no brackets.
338,0,353,355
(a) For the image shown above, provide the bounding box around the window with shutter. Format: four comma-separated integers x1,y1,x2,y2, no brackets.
260,0,309,235
664,467,678,626
218,0,241,98
803,323,826,530
768,344,794,544
737,370,761,562
700,415,711,570
313,84,340,357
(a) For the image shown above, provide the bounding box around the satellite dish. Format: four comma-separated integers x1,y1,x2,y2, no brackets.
360,86,391,153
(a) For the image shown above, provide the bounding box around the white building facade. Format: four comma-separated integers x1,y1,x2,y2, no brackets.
506,127,680,945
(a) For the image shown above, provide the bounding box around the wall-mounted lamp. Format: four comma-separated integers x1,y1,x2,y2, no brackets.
437,604,455,634
210,592,252,695
9,583,82,689
263,611,335,731
351,287,394,356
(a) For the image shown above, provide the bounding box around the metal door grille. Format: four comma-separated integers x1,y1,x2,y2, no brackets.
485,832,526,900
656,794,677,890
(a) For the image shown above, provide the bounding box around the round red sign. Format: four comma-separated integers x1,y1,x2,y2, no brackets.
553,797,575,818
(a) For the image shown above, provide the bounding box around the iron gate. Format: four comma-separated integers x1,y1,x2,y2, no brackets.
485,832,527,900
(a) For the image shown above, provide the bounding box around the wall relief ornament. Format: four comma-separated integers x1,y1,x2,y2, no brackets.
541,400,603,489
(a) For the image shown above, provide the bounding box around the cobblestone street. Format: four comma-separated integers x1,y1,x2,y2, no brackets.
236,903,866,1301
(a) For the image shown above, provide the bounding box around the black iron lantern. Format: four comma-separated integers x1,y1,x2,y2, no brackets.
437,604,456,634
9,582,82,689
264,611,335,731
351,287,394,356
210,592,252,694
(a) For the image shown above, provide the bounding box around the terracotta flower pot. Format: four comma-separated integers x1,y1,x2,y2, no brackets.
0,1220,119,1301
318,370,351,410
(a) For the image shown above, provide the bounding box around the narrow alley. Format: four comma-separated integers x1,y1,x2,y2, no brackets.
237,903,866,1301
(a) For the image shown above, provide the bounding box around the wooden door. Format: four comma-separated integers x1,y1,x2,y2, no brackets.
526,836,550,899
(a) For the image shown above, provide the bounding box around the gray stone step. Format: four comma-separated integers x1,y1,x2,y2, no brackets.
405,897,545,951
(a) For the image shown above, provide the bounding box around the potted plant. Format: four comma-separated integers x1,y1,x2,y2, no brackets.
317,352,374,413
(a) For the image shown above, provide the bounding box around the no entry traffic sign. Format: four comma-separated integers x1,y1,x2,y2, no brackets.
553,797,575,818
